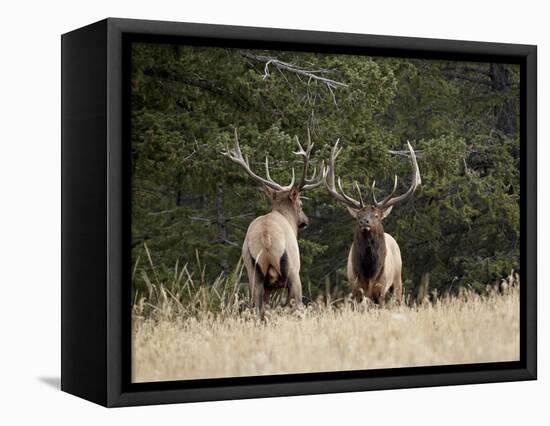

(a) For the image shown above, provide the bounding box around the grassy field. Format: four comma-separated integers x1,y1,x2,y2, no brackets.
132,284,519,383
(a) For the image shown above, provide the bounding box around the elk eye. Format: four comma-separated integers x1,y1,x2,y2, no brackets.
375,214,379,218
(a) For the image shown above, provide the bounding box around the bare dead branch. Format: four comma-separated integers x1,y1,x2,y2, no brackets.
442,71,492,86
240,51,348,101
388,149,424,157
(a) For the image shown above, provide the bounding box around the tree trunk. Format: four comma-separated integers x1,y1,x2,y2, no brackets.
416,271,430,305
216,183,229,271
489,64,517,136
325,276,331,306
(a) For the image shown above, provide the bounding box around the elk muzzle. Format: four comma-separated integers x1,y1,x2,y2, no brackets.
358,217,371,231
298,213,309,230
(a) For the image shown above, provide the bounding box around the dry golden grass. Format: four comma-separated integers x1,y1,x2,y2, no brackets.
132,288,519,383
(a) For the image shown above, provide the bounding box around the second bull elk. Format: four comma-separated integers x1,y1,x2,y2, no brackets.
324,140,421,304
222,129,324,318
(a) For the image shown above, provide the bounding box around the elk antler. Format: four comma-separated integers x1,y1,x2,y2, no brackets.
222,129,295,191
324,139,364,210
294,128,325,191
372,141,421,209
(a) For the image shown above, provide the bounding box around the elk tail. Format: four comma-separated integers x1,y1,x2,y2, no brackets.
250,250,265,293
260,230,272,250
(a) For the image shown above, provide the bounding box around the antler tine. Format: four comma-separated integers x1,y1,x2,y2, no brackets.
221,128,238,159
337,178,363,207
323,139,339,190
294,127,325,191
234,128,243,156
294,128,313,190
354,181,365,208
301,159,325,191
287,168,296,188
323,139,362,210
372,174,398,208
264,156,271,181
294,128,314,156
265,154,296,189
222,129,295,191
376,141,421,209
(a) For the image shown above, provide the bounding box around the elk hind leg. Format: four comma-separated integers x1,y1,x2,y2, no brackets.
392,277,403,305
281,252,302,309
253,284,266,320
250,253,267,319
288,276,302,308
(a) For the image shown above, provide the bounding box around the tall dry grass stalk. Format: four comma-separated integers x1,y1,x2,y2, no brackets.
132,266,520,382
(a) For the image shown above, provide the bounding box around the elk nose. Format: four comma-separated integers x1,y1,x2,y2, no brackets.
359,218,369,226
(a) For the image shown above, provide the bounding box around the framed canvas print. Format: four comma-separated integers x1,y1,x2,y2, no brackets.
61,18,537,407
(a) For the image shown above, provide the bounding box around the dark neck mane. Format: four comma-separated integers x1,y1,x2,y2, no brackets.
353,227,386,282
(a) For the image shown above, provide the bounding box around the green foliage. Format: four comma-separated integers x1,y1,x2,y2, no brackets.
131,43,520,299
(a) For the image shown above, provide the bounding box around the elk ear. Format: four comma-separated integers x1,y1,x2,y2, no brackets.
345,206,359,218
289,187,300,202
381,205,393,219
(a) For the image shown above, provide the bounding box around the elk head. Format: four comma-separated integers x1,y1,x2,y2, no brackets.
324,140,421,235
222,129,325,231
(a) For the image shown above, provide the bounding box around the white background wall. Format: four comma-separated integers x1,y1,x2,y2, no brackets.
0,0,546,424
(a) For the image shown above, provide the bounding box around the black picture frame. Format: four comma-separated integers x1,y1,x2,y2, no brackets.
61,17,537,407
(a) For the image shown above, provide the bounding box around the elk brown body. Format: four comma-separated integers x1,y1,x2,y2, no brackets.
346,206,403,303
223,129,324,318
324,140,421,304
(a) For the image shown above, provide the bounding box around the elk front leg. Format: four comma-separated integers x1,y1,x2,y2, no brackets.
351,278,367,303
392,278,403,305
351,286,363,303
373,283,386,307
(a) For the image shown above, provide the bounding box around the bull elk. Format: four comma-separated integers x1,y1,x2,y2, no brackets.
324,140,421,304
222,129,324,318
